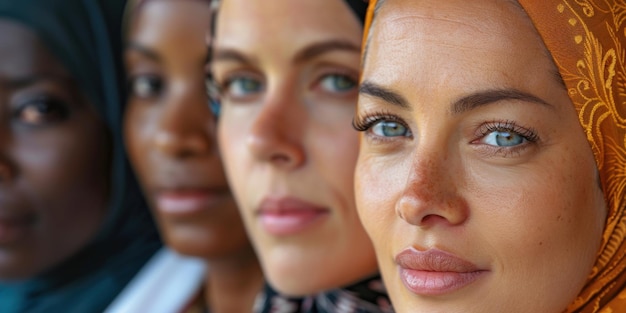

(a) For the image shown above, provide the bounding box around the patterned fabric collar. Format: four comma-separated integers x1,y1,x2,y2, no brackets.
254,275,394,313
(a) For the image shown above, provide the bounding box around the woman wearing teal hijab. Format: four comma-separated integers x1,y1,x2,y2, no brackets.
0,0,161,312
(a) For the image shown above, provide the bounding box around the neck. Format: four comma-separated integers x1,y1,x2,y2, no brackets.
204,247,264,313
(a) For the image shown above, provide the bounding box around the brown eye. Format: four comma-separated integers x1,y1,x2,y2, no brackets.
128,74,164,99
15,97,69,126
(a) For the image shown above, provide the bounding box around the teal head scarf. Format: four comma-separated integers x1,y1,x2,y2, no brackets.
0,0,161,312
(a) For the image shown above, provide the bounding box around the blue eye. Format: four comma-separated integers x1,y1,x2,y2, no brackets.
319,74,356,93
483,130,525,146
371,120,411,137
226,77,263,99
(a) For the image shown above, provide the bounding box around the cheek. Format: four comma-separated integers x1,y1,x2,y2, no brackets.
123,103,156,179
217,111,243,168
470,154,604,293
217,111,252,203
497,167,598,247
17,122,110,205
11,119,110,273
355,153,408,245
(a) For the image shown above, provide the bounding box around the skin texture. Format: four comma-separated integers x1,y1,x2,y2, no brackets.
125,1,262,311
355,0,607,312
0,19,110,280
213,0,378,296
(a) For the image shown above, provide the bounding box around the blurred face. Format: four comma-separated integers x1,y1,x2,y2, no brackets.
213,0,377,295
0,20,110,280
125,0,252,259
355,0,607,312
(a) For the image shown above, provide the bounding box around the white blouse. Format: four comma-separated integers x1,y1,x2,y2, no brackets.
104,248,206,313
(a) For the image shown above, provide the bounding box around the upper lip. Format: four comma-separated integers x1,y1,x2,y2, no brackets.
256,196,329,215
395,247,483,273
149,174,230,196
147,162,228,194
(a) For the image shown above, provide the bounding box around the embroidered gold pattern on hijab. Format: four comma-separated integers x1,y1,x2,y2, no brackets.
517,1,626,311
364,0,626,312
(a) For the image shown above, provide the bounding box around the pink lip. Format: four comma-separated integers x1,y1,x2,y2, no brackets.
257,197,329,236
155,189,227,216
395,247,488,296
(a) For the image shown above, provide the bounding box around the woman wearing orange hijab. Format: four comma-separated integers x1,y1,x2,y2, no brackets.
355,0,625,312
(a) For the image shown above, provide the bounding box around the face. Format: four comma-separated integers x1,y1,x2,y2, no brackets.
125,0,252,259
0,20,111,280
213,0,377,295
355,0,607,312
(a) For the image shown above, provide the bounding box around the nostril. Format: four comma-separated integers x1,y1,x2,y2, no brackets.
420,214,448,226
269,153,294,166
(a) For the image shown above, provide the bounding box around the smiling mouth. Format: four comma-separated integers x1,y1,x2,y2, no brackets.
395,247,488,296
256,196,330,236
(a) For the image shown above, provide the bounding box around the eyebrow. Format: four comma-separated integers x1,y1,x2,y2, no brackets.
212,39,361,67
4,75,73,89
452,88,553,114
359,80,410,108
293,39,361,64
125,42,161,62
212,48,253,65
359,80,554,113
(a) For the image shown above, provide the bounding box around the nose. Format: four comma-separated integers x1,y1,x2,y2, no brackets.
395,150,469,228
154,80,215,159
246,84,306,169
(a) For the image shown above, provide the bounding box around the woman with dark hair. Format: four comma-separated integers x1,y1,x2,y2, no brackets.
211,1,393,312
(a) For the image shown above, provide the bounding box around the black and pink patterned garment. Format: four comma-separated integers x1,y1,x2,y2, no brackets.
254,275,394,313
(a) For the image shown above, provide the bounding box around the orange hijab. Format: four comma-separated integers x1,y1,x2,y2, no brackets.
363,0,626,312
518,1,626,311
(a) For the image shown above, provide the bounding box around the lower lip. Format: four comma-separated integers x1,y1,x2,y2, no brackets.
155,191,224,216
259,209,329,236
399,268,486,295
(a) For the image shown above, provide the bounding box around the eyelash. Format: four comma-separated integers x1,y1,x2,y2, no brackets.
352,110,408,133
213,67,256,88
476,120,539,142
13,96,70,127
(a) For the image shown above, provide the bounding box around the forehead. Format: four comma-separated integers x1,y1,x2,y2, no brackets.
363,0,550,93
0,19,67,79
132,1,211,44
215,0,361,51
